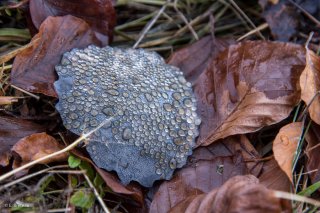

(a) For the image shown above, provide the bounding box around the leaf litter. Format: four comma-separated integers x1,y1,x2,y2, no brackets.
1,0,320,212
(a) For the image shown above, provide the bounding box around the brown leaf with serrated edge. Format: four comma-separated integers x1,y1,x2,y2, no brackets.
300,49,320,125
259,157,291,192
168,35,234,83
12,132,67,168
169,175,291,213
71,149,144,206
273,122,303,183
0,116,46,167
305,122,320,184
29,0,116,42
150,135,263,213
11,15,104,97
194,41,305,146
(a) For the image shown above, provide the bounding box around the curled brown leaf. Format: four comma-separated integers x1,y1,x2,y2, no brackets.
12,132,67,168
0,116,46,167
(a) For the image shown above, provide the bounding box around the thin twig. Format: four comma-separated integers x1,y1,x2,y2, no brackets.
133,0,171,48
288,0,320,27
237,23,269,41
173,0,198,41
10,84,40,100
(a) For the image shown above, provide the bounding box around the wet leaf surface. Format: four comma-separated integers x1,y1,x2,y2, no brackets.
10,15,104,97
12,132,67,168
272,122,303,183
29,0,116,42
193,41,305,146
169,175,291,213
0,116,46,167
150,135,263,213
300,49,320,125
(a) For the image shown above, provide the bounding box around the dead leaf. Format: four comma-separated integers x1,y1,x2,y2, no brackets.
168,35,234,83
150,135,263,213
300,49,320,125
0,116,46,167
272,122,303,183
169,175,291,213
305,122,320,184
29,0,116,42
259,0,299,41
11,15,104,97
71,150,144,206
194,41,305,146
258,157,291,192
12,132,67,168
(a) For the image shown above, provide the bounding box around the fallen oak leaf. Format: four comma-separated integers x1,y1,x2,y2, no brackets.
11,15,104,97
169,175,291,213
272,122,303,183
299,48,320,125
194,41,305,146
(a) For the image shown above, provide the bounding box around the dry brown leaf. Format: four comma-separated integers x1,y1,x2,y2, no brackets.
168,35,234,83
71,150,144,206
194,41,305,146
29,0,116,42
272,122,303,183
300,49,320,125
12,132,67,168
11,15,104,97
258,157,291,192
169,175,291,213
150,135,263,213
0,116,46,167
305,122,320,184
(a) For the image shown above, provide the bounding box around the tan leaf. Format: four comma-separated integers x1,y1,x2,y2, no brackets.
169,175,290,213
300,49,320,125
12,132,67,167
272,122,303,183
194,41,305,146
11,15,104,97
